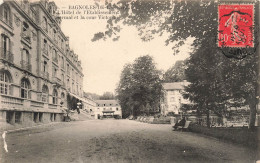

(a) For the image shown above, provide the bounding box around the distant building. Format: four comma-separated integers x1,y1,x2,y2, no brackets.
95,100,122,119
82,92,96,114
161,81,190,115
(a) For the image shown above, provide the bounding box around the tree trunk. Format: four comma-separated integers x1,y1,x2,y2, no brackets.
206,109,210,128
206,102,210,128
248,100,257,130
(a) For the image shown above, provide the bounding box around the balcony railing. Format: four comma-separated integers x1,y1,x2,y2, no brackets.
0,94,23,107
21,32,31,43
0,49,14,63
0,15,12,27
49,103,57,109
53,57,58,64
43,26,48,32
54,38,58,44
20,60,32,72
42,48,48,56
54,77,62,85
42,71,49,79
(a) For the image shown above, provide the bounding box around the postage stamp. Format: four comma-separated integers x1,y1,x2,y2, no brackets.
218,4,254,48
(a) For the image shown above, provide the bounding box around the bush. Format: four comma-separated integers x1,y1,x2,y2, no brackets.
189,124,258,149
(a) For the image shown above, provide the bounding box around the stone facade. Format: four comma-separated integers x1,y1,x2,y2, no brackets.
161,81,190,115
0,0,84,125
95,100,122,119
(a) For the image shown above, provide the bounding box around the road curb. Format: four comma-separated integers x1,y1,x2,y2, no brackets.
1,122,62,134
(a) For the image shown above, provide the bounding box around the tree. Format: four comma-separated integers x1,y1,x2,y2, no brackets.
184,39,258,128
163,60,187,82
99,92,115,100
83,92,100,100
116,55,163,118
184,42,230,127
116,64,134,118
94,0,259,128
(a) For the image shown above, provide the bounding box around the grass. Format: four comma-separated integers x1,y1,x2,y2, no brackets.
189,124,259,149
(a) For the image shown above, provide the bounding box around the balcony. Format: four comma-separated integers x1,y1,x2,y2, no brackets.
0,49,14,63
53,57,58,64
53,77,62,85
21,32,31,44
48,103,58,109
54,38,58,44
43,26,48,32
42,48,48,56
0,15,12,27
20,60,32,72
41,71,49,79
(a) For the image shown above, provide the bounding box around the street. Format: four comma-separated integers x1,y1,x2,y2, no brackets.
0,120,257,163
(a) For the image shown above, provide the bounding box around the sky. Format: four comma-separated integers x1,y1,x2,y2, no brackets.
54,0,193,95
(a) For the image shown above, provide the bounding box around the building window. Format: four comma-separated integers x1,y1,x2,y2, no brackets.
53,67,57,77
22,22,31,42
72,69,74,79
61,57,64,69
15,112,22,123
22,49,29,63
0,71,11,95
61,92,65,99
61,74,64,85
67,78,70,90
53,49,58,63
43,61,48,72
43,39,48,54
61,39,64,50
103,108,106,111
21,78,30,99
72,82,74,93
2,5,11,26
53,29,57,41
42,85,48,103
52,89,58,104
1,34,10,59
21,49,31,71
43,17,48,31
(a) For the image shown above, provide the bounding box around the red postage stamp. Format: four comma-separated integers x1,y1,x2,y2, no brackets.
218,4,254,48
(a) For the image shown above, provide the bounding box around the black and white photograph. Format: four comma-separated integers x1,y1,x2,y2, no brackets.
0,0,259,162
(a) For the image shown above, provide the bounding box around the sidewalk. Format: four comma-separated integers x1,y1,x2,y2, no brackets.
0,122,61,133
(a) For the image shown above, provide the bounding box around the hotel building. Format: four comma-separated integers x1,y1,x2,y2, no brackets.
0,0,84,125
95,100,122,119
161,81,190,115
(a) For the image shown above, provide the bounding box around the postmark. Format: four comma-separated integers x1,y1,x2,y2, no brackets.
218,3,258,59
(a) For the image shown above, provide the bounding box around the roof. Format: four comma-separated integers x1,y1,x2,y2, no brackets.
95,100,120,107
162,81,190,90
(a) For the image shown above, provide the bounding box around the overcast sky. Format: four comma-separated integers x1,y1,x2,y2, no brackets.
55,0,193,95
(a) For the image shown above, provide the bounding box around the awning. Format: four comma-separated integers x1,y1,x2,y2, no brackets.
68,92,85,102
102,111,115,113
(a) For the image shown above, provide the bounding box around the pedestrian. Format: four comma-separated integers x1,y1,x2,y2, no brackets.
173,117,186,130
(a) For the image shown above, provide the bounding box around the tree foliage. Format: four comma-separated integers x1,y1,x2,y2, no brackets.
116,55,163,118
163,60,187,82
94,0,259,128
99,92,115,100
184,39,258,128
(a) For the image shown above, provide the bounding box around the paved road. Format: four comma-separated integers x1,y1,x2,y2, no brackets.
0,120,257,163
